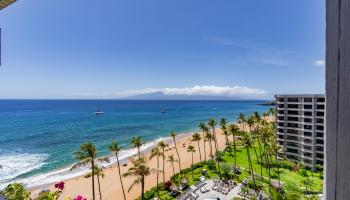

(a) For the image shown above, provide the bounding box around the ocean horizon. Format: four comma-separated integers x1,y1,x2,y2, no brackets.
0,100,272,189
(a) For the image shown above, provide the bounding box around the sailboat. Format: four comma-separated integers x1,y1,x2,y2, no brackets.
94,104,104,115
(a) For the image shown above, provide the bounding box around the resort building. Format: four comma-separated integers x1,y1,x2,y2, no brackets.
275,94,325,170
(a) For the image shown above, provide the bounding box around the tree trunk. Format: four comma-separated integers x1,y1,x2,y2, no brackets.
91,160,96,200
156,155,159,197
97,174,102,200
173,138,182,173
116,153,127,200
197,141,202,163
247,148,256,189
202,132,207,161
191,152,194,178
162,148,165,183
141,176,145,200
172,163,175,177
137,147,141,158
209,139,213,158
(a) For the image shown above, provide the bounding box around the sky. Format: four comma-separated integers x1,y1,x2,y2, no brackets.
0,0,325,99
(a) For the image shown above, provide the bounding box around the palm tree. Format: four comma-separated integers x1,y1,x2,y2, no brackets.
199,122,208,161
170,131,182,173
302,178,314,197
241,132,257,189
131,136,145,158
220,118,229,145
149,146,162,197
187,145,196,178
72,142,98,200
228,124,239,172
205,131,213,158
208,118,218,153
238,113,246,131
167,155,178,177
158,141,168,183
191,133,202,164
108,141,127,200
123,156,152,200
85,166,105,200
268,108,276,117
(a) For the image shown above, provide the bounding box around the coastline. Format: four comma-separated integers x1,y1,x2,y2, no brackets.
29,128,229,200
23,132,191,191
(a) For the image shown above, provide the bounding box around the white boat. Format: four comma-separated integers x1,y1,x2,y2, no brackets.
94,104,104,115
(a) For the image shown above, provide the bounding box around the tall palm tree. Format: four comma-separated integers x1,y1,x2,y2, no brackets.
191,133,202,164
208,118,218,153
238,113,246,131
170,131,182,173
85,166,105,200
205,131,213,158
72,142,98,200
247,115,260,164
149,146,162,197
228,124,239,172
108,141,127,200
241,132,257,189
123,156,152,200
158,141,168,183
199,122,208,161
220,118,229,145
187,145,196,178
167,155,178,177
131,136,145,158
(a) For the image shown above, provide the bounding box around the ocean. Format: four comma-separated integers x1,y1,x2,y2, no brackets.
0,100,272,189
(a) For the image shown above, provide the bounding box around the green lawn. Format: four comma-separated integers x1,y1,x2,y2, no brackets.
142,143,324,200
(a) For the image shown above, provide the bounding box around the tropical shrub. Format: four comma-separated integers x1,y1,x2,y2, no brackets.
0,183,31,200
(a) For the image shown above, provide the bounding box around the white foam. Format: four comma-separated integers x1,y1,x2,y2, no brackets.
0,153,48,190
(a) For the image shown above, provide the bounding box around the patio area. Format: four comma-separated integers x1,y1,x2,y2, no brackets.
177,179,245,200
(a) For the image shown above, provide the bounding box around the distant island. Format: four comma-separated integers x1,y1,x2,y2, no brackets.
258,100,276,106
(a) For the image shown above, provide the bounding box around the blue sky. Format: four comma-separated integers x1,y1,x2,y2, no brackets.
0,0,325,99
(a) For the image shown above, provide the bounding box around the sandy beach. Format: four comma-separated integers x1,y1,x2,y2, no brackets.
30,128,230,200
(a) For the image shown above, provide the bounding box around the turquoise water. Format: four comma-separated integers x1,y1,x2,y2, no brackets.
0,100,271,189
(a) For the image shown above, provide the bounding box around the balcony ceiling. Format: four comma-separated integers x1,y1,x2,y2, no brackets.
0,0,16,10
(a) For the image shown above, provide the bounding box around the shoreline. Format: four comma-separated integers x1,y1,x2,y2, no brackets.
25,131,193,191
29,128,229,200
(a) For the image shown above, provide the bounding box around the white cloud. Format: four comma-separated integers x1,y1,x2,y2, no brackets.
67,85,267,99
132,85,266,97
314,59,325,66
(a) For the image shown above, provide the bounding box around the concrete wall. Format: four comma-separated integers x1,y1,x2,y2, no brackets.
326,0,350,199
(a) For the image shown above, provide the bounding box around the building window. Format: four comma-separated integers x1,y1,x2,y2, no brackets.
304,132,312,137
304,98,313,102
304,118,312,123
304,104,313,109
316,139,324,145
316,132,324,138
317,104,325,109
316,125,324,131
317,97,325,102
304,125,312,130
288,104,299,109
316,118,324,124
287,98,299,102
304,111,312,116
317,112,324,117
288,110,299,115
